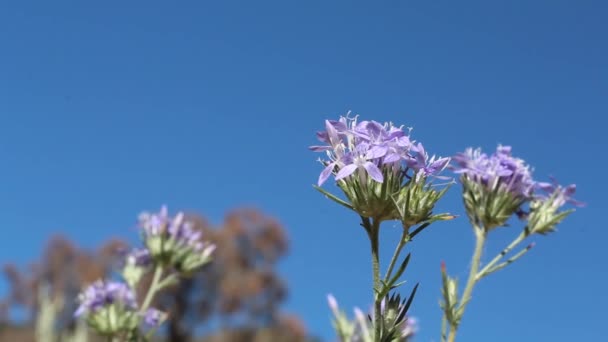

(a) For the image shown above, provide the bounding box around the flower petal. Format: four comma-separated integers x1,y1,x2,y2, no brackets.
335,163,358,181
363,162,384,183
318,163,336,186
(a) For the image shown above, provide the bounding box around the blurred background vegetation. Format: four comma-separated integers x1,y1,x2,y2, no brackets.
0,208,318,342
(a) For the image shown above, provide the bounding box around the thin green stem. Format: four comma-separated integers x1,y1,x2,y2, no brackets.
476,229,528,281
447,226,487,342
383,227,410,283
364,217,382,342
482,244,534,276
440,315,448,342
140,265,163,313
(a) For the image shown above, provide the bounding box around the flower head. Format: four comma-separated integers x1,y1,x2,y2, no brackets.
311,114,451,222
74,280,139,335
311,114,433,186
452,145,534,199
527,178,584,234
535,177,584,208
75,281,136,317
452,145,535,230
139,206,215,273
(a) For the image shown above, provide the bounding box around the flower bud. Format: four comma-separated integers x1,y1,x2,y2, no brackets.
393,177,450,227
527,181,582,235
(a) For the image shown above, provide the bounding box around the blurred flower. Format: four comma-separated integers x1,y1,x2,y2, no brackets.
527,178,584,234
535,178,584,208
142,308,166,327
452,145,535,230
75,281,136,317
452,145,534,199
126,248,152,267
74,280,138,335
139,206,215,273
122,248,152,288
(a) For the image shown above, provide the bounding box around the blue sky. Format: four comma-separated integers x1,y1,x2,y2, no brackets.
0,1,606,341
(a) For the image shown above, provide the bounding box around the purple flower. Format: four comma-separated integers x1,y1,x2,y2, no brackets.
311,114,448,186
138,205,170,236
452,145,535,199
335,142,385,183
126,248,152,267
535,177,585,208
400,317,418,339
75,280,136,317
139,206,216,272
139,206,208,252
407,143,451,180
143,308,166,326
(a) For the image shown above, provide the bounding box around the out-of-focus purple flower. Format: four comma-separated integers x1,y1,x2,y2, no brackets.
527,177,584,234
138,205,170,236
139,206,212,252
452,145,535,199
126,248,152,267
75,281,136,317
536,177,585,208
400,317,418,339
311,114,448,186
327,294,339,314
143,308,166,326
138,206,216,272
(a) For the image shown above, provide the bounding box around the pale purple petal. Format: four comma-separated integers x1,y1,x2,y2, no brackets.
363,162,384,183
366,145,387,159
335,164,358,181
318,163,336,186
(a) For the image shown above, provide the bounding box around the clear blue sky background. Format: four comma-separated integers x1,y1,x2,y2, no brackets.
0,1,606,341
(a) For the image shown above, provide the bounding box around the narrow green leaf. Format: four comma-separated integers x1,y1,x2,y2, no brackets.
313,185,354,211
388,253,411,285
402,283,419,314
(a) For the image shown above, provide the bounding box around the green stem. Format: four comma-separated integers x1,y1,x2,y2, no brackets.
447,226,487,342
364,217,382,342
482,243,533,276
440,315,447,342
476,229,528,281
383,226,410,283
140,265,163,313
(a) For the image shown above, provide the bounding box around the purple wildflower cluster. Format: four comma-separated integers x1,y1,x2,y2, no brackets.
452,145,535,199
139,206,216,259
138,206,215,272
310,114,449,186
139,206,208,252
452,145,582,209
74,281,137,317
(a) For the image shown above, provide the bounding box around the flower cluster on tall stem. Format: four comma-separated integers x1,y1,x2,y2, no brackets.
312,113,453,342
440,145,583,342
